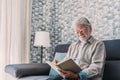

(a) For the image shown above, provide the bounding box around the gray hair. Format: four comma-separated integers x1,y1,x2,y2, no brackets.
72,17,91,28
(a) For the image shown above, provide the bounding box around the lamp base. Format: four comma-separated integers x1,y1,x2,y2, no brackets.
40,46,43,63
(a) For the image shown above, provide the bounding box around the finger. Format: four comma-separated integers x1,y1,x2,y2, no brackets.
59,70,67,74
52,59,58,64
59,72,66,78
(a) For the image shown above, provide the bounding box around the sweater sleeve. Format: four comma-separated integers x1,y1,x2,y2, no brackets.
82,41,106,78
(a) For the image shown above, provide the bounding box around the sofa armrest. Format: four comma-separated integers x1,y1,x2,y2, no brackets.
5,63,51,78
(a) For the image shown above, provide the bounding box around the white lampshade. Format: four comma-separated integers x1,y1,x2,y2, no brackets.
34,31,50,47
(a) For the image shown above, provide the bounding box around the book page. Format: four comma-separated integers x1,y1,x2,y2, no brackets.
46,58,81,73
56,59,81,73
46,61,61,74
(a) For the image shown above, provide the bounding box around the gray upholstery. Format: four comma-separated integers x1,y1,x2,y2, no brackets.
5,63,50,78
103,39,120,80
5,39,120,80
19,76,49,80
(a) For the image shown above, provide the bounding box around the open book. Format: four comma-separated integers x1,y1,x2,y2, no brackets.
46,58,81,74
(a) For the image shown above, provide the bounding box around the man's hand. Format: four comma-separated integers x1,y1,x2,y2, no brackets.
52,59,58,65
59,70,79,79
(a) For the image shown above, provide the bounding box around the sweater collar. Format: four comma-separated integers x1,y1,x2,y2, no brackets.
77,36,95,44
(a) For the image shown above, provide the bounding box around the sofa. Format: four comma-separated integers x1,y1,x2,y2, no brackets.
5,39,120,80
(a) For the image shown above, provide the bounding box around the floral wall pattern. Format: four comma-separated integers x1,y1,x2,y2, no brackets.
30,0,120,63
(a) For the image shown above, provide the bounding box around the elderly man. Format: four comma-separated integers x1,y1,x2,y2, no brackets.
47,17,106,80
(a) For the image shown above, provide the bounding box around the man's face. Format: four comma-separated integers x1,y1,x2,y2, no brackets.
74,24,91,41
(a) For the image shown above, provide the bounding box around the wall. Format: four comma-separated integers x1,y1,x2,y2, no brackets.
30,0,120,63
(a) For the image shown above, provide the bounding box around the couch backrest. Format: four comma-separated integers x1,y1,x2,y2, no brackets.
103,39,120,80
55,39,120,80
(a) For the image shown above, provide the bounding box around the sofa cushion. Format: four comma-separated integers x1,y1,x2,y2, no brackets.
103,61,120,80
49,52,66,76
54,52,67,62
54,44,70,53
5,63,50,78
103,39,120,60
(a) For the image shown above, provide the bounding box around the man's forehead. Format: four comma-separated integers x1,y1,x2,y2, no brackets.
75,24,85,28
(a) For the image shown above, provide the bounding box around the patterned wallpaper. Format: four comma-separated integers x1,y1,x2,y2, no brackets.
30,0,120,63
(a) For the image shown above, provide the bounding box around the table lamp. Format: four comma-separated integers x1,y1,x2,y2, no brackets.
34,31,50,63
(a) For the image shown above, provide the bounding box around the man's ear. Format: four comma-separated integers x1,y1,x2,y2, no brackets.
89,26,92,32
